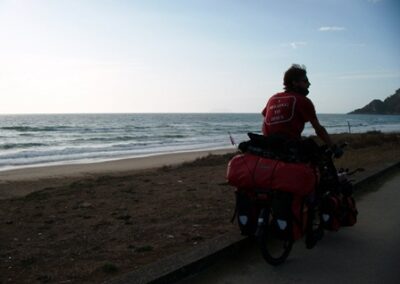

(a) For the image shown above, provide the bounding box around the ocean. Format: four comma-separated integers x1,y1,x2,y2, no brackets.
0,113,399,171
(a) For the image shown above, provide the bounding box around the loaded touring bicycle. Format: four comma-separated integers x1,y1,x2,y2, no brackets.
227,133,358,265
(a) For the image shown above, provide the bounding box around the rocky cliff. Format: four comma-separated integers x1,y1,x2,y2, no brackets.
349,88,400,114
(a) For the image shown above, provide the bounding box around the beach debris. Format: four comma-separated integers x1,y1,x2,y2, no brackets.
79,201,93,208
73,201,94,209
191,236,204,242
20,257,36,267
160,165,171,171
91,245,101,251
101,262,119,274
116,214,131,221
135,245,154,253
37,274,52,282
177,180,183,183
121,188,136,194
167,234,175,239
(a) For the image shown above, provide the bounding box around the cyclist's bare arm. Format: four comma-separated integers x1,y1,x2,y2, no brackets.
310,118,333,147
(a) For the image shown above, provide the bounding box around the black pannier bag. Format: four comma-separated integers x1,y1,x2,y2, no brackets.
269,191,293,241
235,191,259,236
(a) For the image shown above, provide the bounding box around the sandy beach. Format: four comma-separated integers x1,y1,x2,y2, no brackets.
0,148,235,199
0,132,399,283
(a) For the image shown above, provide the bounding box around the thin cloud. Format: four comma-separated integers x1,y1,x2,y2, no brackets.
289,42,307,49
338,71,400,80
319,26,346,32
347,43,367,47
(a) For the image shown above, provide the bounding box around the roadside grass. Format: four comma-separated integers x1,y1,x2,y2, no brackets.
330,131,400,149
198,132,400,178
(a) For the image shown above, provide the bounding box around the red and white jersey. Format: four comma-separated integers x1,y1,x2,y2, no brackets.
261,91,317,140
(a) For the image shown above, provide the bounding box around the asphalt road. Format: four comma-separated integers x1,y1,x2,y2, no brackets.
178,172,400,284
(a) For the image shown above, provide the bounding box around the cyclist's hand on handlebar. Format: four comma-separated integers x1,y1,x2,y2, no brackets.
331,144,344,158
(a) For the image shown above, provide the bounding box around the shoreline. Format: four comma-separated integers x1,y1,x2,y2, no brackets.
1,131,399,200
3,128,399,174
0,147,236,182
0,147,236,199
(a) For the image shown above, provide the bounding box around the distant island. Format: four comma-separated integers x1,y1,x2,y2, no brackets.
348,88,400,115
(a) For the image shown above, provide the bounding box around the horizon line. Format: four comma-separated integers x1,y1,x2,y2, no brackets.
0,112,352,116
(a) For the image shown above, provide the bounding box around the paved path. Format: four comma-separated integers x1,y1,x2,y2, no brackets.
178,172,400,284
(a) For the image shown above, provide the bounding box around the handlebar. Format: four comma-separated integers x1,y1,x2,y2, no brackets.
323,143,347,159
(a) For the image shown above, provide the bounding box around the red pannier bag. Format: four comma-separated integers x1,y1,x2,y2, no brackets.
227,153,317,196
341,196,358,227
321,194,358,231
291,197,309,240
226,154,263,190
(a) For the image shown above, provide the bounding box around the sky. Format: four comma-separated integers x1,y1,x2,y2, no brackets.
0,0,399,114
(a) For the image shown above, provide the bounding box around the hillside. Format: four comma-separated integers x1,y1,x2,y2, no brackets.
349,88,400,114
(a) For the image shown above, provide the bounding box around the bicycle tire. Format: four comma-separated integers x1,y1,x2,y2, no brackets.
257,209,293,266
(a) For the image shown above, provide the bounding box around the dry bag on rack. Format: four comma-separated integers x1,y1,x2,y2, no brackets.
226,153,317,196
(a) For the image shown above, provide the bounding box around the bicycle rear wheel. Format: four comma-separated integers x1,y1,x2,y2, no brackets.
257,209,293,266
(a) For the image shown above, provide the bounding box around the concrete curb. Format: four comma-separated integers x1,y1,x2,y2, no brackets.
353,161,400,193
108,161,400,284
108,233,250,284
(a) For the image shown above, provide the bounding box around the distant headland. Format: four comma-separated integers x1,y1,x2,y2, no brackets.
348,88,400,115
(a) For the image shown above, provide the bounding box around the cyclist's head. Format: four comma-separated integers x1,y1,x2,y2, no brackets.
283,64,310,95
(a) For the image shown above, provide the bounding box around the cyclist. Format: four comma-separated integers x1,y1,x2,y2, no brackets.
262,64,336,149
261,64,342,248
